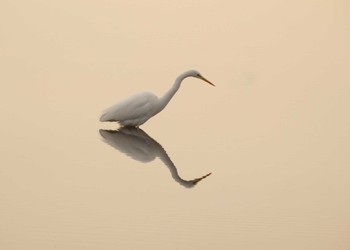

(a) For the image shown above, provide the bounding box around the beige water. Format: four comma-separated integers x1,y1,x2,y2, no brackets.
1,1,350,249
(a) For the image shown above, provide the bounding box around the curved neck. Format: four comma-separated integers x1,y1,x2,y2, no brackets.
158,72,188,110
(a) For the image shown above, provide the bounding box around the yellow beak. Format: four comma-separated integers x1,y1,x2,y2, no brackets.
199,75,215,86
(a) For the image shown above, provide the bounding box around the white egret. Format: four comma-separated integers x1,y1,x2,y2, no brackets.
99,70,214,127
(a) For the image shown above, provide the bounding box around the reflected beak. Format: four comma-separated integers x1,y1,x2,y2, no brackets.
199,75,215,86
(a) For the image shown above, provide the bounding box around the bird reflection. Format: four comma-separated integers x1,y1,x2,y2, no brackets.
99,128,211,188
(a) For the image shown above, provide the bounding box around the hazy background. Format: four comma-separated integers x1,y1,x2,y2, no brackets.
1,0,349,249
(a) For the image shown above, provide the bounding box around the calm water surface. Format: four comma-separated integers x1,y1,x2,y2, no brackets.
1,1,349,249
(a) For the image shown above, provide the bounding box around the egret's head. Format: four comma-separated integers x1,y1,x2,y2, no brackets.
185,70,215,86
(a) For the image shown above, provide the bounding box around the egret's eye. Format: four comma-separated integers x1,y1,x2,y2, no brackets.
196,73,201,77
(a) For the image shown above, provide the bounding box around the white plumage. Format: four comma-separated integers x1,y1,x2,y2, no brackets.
100,70,214,127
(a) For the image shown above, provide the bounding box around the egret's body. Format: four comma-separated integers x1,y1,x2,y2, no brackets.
100,70,214,127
